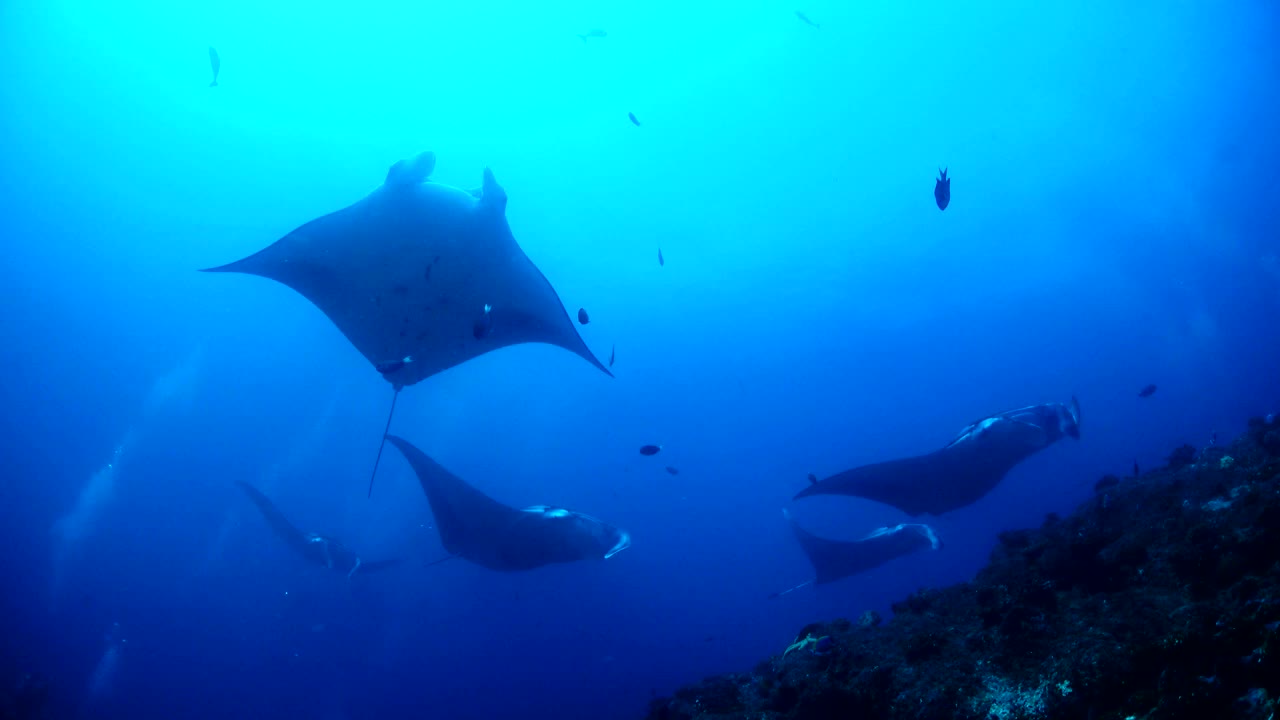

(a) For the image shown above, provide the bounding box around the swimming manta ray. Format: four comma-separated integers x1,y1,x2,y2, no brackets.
772,510,941,596
385,435,630,571
795,398,1081,516
235,481,401,578
202,151,611,494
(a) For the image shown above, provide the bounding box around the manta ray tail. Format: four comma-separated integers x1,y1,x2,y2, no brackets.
366,387,401,498
357,557,406,574
424,553,456,568
768,579,815,599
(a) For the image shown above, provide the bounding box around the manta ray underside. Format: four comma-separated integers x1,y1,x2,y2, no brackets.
202,151,611,494
385,435,630,572
202,151,609,386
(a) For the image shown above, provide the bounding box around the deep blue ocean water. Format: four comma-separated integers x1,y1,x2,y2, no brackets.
1,0,1278,718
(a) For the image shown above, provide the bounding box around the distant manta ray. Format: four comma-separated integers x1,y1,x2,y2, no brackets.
796,398,1081,516
772,510,941,596
386,434,631,571
202,151,611,496
235,481,401,577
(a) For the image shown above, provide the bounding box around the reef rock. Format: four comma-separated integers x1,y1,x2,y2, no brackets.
646,416,1280,720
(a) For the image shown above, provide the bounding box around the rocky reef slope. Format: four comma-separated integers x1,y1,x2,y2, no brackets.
646,417,1280,720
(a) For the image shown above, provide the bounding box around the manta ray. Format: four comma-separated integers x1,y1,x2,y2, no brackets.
796,398,1081,516
385,434,630,571
235,481,401,578
772,510,941,596
202,151,611,494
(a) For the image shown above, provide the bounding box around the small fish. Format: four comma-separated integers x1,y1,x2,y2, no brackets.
807,473,818,485
794,11,820,28
472,303,493,339
658,248,665,266
577,29,607,42
1137,384,1157,398
934,168,950,210
577,308,590,325
639,445,662,456
665,466,679,476
609,344,616,367
375,356,413,375
628,112,641,127
208,46,221,87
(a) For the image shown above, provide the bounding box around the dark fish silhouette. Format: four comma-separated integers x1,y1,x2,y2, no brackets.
794,11,820,28
658,248,664,266
639,445,662,456
1137,384,1157,398
934,168,950,210
807,473,818,484
208,46,220,87
628,112,641,126
577,308,590,325
578,29,607,42
609,344,615,367
665,466,679,476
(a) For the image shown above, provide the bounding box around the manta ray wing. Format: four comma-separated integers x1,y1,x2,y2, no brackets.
793,441,1030,516
384,434,521,567
386,435,628,571
236,481,394,575
234,480,315,558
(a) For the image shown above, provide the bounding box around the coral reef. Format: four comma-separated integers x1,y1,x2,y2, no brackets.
646,417,1280,720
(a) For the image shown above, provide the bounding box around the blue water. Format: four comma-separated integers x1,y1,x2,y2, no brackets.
2,0,1278,717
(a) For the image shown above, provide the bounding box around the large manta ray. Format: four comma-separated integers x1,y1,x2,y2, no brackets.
202,151,611,493
772,510,941,596
235,481,401,578
385,435,630,571
796,398,1081,516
